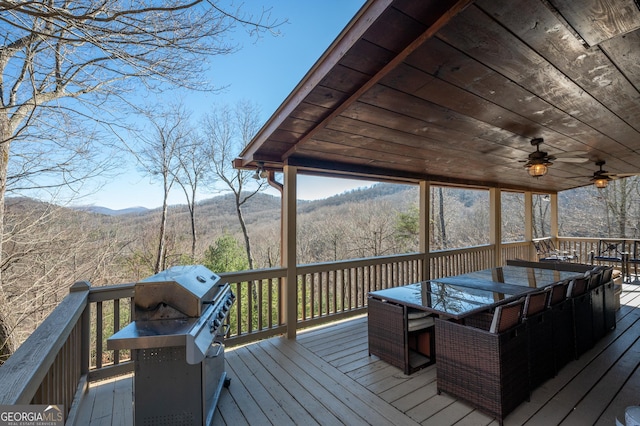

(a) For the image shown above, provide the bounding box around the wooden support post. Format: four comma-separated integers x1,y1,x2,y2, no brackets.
420,181,431,281
525,192,534,260
490,188,502,267
282,165,298,339
550,193,559,240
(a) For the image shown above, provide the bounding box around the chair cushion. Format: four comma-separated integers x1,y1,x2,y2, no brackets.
567,277,588,297
549,281,569,306
408,316,435,331
407,310,430,319
490,299,524,334
524,289,549,318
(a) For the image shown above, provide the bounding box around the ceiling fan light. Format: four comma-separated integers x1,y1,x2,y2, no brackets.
594,178,608,188
528,163,548,177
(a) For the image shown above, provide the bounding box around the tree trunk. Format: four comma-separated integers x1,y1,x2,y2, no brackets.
189,202,197,260
0,318,11,364
190,214,197,260
438,187,447,249
235,193,259,319
0,123,12,361
235,194,254,270
155,193,169,273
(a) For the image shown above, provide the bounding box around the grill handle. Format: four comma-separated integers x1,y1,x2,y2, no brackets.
206,341,223,358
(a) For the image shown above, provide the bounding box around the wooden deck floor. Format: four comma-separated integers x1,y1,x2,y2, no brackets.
75,284,640,425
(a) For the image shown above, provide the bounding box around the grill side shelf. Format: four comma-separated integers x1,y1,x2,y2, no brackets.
107,318,193,350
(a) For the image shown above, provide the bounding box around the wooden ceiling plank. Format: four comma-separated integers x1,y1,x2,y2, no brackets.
354,85,535,155
300,139,431,168
380,65,585,152
400,37,640,176
322,112,586,180
319,65,373,95
331,109,515,157
379,62,635,172
546,0,640,46
288,103,331,123
403,39,628,156
599,30,640,91
316,125,510,172
328,112,521,165
288,149,560,192
436,4,640,150
301,86,352,110
296,141,503,181
477,0,640,133
280,0,476,160
336,39,397,77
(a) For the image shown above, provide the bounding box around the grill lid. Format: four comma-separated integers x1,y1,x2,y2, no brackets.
135,265,222,318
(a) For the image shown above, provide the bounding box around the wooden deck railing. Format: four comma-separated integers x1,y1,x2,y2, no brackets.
0,281,91,421
221,253,427,346
0,237,623,422
430,244,496,278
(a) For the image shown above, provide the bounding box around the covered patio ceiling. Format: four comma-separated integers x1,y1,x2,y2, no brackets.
235,0,640,194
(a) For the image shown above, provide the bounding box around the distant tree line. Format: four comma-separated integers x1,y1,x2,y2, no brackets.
1,177,639,362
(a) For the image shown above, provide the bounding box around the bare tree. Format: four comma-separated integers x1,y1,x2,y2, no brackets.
0,1,283,358
533,194,551,238
132,104,191,273
345,201,399,258
175,132,210,261
596,178,639,237
0,198,132,362
202,101,265,269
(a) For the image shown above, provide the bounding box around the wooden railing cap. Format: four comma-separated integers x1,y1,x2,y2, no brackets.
70,280,91,292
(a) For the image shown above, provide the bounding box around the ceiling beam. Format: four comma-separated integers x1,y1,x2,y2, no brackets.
281,0,476,160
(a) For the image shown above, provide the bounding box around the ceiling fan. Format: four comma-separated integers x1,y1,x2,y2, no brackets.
590,160,640,188
521,138,589,177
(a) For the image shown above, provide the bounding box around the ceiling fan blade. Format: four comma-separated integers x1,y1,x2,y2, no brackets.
611,173,640,178
552,157,590,163
553,151,589,158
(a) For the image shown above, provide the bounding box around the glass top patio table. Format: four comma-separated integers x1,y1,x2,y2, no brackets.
368,265,584,320
453,265,583,289
368,280,530,320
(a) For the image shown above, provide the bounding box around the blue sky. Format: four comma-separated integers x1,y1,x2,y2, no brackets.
81,0,376,210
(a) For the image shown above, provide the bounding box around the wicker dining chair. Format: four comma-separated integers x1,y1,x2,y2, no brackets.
523,288,553,392
587,268,606,341
568,276,593,359
436,298,528,424
548,280,574,374
601,266,617,331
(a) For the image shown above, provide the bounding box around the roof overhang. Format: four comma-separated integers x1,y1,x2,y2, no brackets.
236,0,640,193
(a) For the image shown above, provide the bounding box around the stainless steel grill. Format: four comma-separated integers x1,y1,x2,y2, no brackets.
108,265,235,425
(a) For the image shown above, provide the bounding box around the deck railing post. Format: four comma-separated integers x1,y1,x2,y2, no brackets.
70,281,92,378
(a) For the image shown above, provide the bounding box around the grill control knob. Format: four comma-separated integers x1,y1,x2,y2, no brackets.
213,318,221,329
